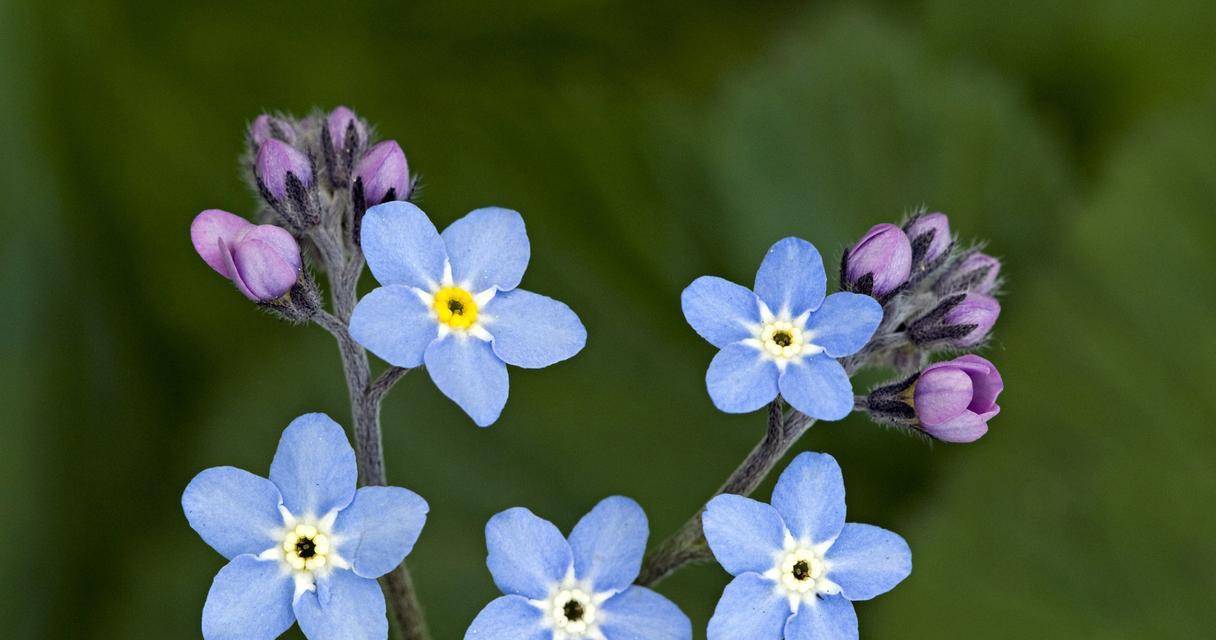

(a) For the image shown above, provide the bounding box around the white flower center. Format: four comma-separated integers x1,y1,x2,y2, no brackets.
764,531,840,611
534,572,609,640
259,507,350,600
744,303,823,368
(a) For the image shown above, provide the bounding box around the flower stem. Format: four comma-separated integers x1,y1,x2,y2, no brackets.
636,399,815,586
311,217,430,640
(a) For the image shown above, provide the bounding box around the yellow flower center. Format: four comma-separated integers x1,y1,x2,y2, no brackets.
433,287,478,329
282,524,331,572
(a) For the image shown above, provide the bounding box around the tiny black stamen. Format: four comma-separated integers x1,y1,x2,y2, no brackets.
447,298,465,315
773,331,793,347
295,537,317,559
793,560,811,581
563,599,585,622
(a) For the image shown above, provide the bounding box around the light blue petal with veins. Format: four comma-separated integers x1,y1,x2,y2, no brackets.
783,594,858,640
485,507,572,599
600,586,692,640
485,288,586,369
771,452,847,544
804,292,883,358
753,237,826,316
779,355,854,421
269,413,358,518
361,201,447,290
349,284,439,368
424,335,509,427
183,467,283,560
463,595,547,640
201,555,294,640
825,523,912,601
334,486,429,579
706,343,779,413
681,276,761,349
707,573,791,640
568,496,648,593
441,207,531,292
293,569,387,640
703,494,786,576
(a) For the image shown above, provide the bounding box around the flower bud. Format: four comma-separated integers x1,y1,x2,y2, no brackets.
326,106,367,153
843,223,912,298
940,252,1001,295
903,212,951,271
250,114,296,147
942,293,1000,347
908,291,1001,347
255,139,313,201
912,355,1002,442
354,140,410,205
190,210,302,302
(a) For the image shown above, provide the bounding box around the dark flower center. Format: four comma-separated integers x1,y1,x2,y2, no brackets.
793,560,811,581
295,537,317,559
447,298,465,315
772,330,793,347
562,599,585,622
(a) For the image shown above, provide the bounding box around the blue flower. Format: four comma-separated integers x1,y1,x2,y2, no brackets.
702,452,911,640
182,413,429,640
350,202,587,427
681,237,882,420
465,497,691,640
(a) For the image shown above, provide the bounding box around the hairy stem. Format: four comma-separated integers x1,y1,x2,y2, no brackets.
636,399,815,586
312,228,430,640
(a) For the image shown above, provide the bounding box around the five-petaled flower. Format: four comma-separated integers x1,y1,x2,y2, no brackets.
681,237,883,420
182,413,428,640
703,452,911,640
465,497,691,640
350,202,587,426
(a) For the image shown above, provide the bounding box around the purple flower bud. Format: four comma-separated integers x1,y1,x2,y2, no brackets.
250,115,296,147
913,355,1003,442
355,140,410,205
904,212,951,266
942,292,1000,347
326,106,367,152
190,210,302,302
255,139,313,200
844,223,912,297
952,252,1001,295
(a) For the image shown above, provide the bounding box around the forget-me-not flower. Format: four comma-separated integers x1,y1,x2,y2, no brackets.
182,413,429,640
350,202,587,427
702,452,911,640
681,237,882,420
465,497,691,640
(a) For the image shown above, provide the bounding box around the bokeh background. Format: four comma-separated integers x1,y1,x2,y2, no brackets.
2,0,1214,638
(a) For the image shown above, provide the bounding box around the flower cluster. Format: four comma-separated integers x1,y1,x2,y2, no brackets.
183,110,1008,640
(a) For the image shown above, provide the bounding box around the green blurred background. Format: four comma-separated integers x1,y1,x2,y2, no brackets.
2,0,1214,637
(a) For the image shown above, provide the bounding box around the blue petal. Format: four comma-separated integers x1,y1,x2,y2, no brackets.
568,496,647,593
441,207,530,292
771,452,846,545
201,555,294,640
599,586,692,640
702,495,786,576
804,293,882,358
485,507,572,599
778,355,854,421
783,595,858,640
183,467,283,560
361,201,447,290
485,288,586,369
463,595,547,640
269,413,358,518
334,486,430,579
705,343,779,413
707,573,791,640
753,237,826,316
349,285,438,368
293,569,387,640
824,524,912,601
424,335,509,427
681,276,761,349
